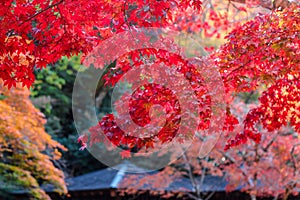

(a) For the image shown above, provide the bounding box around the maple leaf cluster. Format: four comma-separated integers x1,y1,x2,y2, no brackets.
0,0,204,88
212,6,300,149
79,48,215,153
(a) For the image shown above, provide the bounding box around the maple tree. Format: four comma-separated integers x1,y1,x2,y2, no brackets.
0,82,67,199
79,3,300,155
0,0,300,199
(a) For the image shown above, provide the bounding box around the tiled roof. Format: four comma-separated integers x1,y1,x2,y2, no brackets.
64,160,228,192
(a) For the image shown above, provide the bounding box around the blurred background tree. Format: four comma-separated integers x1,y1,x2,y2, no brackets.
30,56,108,176
0,82,67,200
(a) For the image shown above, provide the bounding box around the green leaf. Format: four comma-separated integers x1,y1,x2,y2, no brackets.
0,94,8,100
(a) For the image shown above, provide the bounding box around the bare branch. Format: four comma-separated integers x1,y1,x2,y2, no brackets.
182,151,202,200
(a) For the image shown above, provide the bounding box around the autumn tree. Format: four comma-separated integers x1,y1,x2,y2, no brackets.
0,0,300,199
0,82,67,199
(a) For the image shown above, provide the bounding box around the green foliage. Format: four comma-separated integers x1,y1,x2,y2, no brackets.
0,94,7,100
31,56,105,176
0,163,48,199
237,91,260,104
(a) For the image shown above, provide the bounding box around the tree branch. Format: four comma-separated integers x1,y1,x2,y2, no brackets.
229,0,296,10
19,0,64,26
182,151,203,200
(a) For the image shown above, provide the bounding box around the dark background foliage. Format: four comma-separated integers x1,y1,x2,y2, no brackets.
31,56,110,177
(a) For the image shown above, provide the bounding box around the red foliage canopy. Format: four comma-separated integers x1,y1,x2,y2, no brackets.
1,0,299,151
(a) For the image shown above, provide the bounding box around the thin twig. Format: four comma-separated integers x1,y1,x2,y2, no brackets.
19,0,64,26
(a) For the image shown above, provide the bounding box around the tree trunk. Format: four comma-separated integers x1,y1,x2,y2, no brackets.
283,192,290,200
